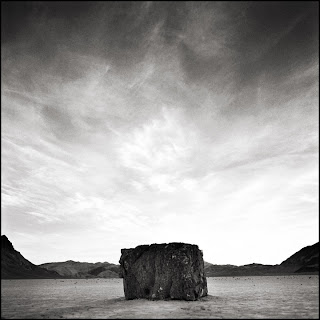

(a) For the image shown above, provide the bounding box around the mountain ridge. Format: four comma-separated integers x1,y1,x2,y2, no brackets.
39,260,120,278
1,235,318,279
1,235,62,279
204,242,319,277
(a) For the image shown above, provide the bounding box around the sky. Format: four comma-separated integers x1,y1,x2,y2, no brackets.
1,1,319,266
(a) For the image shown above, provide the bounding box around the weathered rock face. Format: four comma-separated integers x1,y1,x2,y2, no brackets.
119,242,208,301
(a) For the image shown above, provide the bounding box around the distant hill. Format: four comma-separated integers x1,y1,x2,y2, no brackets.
1,235,61,279
204,262,275,277
279,242,319,273
39,260,120,278
2,235,318,279
204,242,319,277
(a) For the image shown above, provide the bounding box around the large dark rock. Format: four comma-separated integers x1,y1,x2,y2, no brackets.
119,242,208,301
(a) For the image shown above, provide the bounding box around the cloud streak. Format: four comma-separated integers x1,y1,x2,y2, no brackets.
1,1,318,266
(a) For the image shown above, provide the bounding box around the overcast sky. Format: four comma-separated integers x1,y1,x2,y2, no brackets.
1,1,319,266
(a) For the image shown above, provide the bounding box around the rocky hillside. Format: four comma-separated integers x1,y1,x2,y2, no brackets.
1,235,61,279
204,242,319,277
279,242,319,273
39,260,120,278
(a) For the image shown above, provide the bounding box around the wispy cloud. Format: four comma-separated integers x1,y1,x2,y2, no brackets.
1,2,318,265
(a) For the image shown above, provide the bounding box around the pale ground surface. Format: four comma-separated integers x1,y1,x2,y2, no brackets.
1,275,319,319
